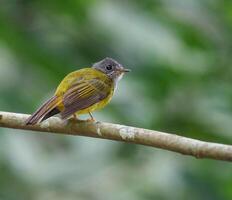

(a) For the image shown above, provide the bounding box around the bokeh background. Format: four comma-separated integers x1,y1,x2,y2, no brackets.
0,0,232,199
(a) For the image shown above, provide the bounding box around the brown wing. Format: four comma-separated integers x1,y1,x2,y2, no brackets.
60,78,111,119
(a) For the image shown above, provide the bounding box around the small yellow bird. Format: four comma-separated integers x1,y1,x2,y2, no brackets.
25,57,130,125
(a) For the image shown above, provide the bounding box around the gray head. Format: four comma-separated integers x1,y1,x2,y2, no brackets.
92,57,130,81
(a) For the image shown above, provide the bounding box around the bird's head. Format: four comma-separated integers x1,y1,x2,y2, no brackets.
92,57,130,81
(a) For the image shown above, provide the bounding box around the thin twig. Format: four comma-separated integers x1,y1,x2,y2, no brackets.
0,111,231,162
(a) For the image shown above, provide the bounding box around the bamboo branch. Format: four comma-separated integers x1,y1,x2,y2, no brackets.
0,111,231,162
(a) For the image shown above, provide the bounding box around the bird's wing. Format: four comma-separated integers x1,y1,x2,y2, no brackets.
60,78,111,119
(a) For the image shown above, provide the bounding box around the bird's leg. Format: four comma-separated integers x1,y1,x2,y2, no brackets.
87,112,95,122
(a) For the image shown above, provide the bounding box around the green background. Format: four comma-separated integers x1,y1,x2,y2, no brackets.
0,0,232,199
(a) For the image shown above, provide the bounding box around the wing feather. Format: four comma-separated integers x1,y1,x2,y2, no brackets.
60,78,111,119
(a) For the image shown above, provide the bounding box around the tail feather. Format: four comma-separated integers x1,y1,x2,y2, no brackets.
25,96,61,125
41,107,60,122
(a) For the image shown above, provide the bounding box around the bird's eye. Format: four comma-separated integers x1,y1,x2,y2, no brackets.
106,65,113,71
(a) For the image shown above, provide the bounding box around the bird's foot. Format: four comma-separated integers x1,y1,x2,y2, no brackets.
69,113,96,123
69,114,86,123
69,114,96,123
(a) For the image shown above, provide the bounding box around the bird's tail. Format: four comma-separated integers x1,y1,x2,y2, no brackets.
25,96,62,125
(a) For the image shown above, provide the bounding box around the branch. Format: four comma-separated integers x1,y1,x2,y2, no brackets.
0,111,231,162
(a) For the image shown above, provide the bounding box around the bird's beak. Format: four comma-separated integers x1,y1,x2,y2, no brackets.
121,68,131,73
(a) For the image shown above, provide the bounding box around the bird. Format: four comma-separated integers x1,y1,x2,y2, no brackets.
25,57,130,125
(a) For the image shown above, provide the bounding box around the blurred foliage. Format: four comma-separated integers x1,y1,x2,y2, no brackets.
0,0,232,199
